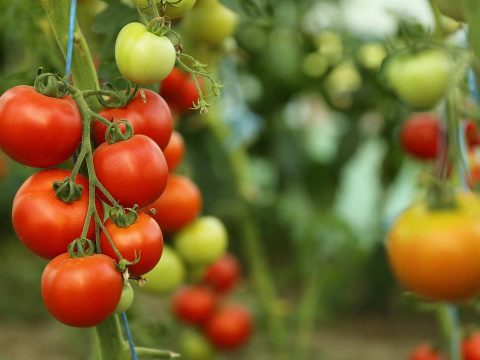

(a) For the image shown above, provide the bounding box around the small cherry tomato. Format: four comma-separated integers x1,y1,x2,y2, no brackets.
172,286,216,325
409,343,442,360
163,131,185,171
203,254,241,294
400,113,441,160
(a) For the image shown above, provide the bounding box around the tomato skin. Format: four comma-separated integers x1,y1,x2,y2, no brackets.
41,253,123,327
400,114,441,160
172,286,217,325
387,192,480,301
160,68,201,115
465,121,480,148
12,169,102,259
146,175,202,233
463,332,480,360
114,282,135,314
115,22,176,84
203,254,241,294
142,245,185,294
0,85,82,168
93,89,173,150
93,135,168,208
100,213,163,277
204,305,252,350
163,131,185,171
409,343,442,360
179,329,215,360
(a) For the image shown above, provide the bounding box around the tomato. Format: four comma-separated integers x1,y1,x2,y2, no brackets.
179,330,215,360
468,149,480,188
100,213,163,277
0,85,81,168
204,305,252,350
203,254,240,294
93,135,168,208
142,245,185,294
12,169,102,259
182,0,238,47
433,0,465,21
463,332,480,360
384,48,453,110
174,216,228,266
400,114,441,160
163,131,185,171
115,22,176,84
160,68,201,115
172,286,216,325
93,89,173,150
146,175,201,233
409,343,442,360
41,253,123,327
465,120,480,148
114,282,135,314
386,192,480,301
165,0,197,19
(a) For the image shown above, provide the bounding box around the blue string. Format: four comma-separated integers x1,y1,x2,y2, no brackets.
65,0,77,79
121,312,139,360
468,68,480,103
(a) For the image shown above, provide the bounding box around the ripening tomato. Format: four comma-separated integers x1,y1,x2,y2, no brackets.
203,254,241,294
115,22,176,84
12,169,102,259
100,213,163,277
172,286,216,325
93,135,168,208
0,85,81,167
146,175,201,233
387,192,480,301
41,253,123,327
160,68,201,115
463,332,480,360
400,114,441,160
409,343,442,360
163,131,185,171
142,245,185,294
93,89,173,150
204,305,252,350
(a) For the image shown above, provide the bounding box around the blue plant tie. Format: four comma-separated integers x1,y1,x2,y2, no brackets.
65,0,77,80
121,312,139,360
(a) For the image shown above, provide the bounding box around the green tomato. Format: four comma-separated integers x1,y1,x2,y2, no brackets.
114,282,134,313
115,22,176,84
165,0,197,19
142,246,185,294
384,48,453,110
175,216,228,266
433,0,465,22
181,0,237,46
179,329,215,360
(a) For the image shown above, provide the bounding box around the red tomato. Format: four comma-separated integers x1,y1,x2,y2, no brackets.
12,169,102,259
0,86,82,168
400,113,441,160
100,213,164,277
163,131,185,172
204,305,252,350
409,343,442,360
146,175,201,233
465,120,480,148
41,253,123,327
172,286,216,325
93,135,168,208
160,68,201,115
463,332,480,360
203,254,241,294
93,89,173,150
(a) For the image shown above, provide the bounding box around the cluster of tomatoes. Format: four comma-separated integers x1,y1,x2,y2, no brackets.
410,331,480,360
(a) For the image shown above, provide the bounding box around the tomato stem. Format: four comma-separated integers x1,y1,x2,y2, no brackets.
437,303,462,360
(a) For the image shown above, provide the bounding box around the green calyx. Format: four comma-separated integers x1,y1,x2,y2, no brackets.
68,238,96,258
105,120,134,144
53,177,84,203
96,82,138,109
109,206,139,228
34,70,68,98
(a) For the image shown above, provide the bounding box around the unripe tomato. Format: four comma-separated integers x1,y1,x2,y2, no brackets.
387,192,480,301
115,22,176,84
204,305,252,350
160,68,201,115
93,135,168,208
172,286,216,325
182,0,238,47
142,245,185,294
165,0,197,19
147,175,202,233
203,254,241,294
179,330,215,360
433,0,465,22
114,282,135,314
463,332,480,360
175,216,228,266
409,343,442,360
41,253,123,327
163,131,185,171
0,86,82,168
400,114,441,160
12,169,102,259
94,89,173,150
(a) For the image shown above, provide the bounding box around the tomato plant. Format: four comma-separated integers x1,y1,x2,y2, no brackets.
0,85,81,167
172,286,217,325
142,245,185,294
203,254,241,294
409,343,443,360
41,253,123,327
100,212,164,277
115,22,176,84
93,134,168,208
163,130,185,172
463,332,480,360
160,68,201,115
147,175,202,233
93,89,173,150
387,192,480,301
